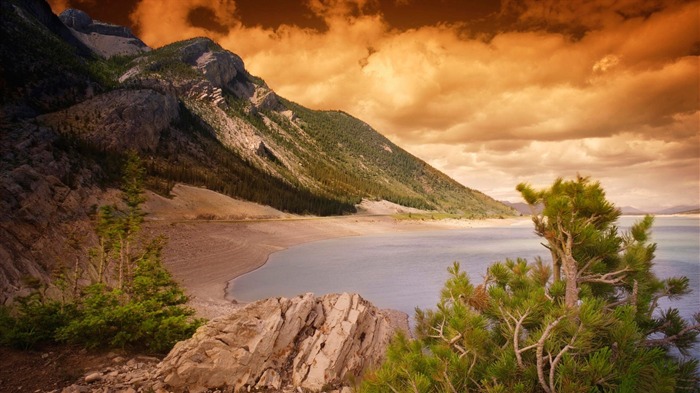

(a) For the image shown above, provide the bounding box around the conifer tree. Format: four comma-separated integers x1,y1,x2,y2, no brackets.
362,176,699,393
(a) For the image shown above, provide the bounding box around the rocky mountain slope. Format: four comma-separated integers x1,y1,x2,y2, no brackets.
0,0,514,302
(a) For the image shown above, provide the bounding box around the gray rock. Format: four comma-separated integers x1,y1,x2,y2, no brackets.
38,89,179,153
59,9,150,58
195,50,239,88
59,9,92,31
157,293,407,392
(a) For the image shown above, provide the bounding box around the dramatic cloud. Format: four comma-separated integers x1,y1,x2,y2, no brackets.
49,0,700,210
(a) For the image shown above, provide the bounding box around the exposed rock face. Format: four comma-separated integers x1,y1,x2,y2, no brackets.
157,293,407,392
174,38,245,88
0,124,106,304
59,8,150,58
38,89,179,152
194,50,240,88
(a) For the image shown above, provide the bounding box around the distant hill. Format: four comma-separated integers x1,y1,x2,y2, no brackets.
654,205,700,215
508,202,700,216
620,206,649,215
500,201,542,215
0,0,515,301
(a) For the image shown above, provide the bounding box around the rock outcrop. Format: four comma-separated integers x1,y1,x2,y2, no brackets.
38,89,179,152
157,293,408,392
0,124,107,304
59,8,150,58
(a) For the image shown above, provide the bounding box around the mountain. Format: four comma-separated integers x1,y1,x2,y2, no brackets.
654,205,700,215
619,206,648,215
500,201,542,215
0,0,515,301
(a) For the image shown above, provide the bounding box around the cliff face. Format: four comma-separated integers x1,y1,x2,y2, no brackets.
0,123,105,302
38,89,180,152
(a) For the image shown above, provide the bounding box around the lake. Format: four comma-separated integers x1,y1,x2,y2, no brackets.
229,215,700,357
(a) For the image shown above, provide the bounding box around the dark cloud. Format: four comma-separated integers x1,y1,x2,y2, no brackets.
188,6,230,34
376,0,500,30
234,0,326,30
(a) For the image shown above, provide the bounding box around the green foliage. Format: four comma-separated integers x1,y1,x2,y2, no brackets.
1,155,202,352
362,176,699,392
0,295,77,349
56,239,201,352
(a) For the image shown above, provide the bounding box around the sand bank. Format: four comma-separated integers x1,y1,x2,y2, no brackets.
144,184,528,318
150,215,527,319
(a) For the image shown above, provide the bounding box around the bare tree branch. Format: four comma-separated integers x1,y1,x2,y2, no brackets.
512,309,531,368
578,267,631,285
644,323,700,347
536,315,566,393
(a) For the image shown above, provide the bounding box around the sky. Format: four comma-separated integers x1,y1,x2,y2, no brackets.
48,0,700,211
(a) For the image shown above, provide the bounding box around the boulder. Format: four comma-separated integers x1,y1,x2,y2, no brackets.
157,293,407,392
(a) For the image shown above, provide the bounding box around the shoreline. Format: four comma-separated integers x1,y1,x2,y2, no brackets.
150,215,529,319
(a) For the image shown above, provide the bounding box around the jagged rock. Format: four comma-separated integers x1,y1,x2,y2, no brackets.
251,85,282,111
175,38,245,88
195,50,239,88
38,89,179,153
157,293,407,392
59,8,150,58
59,8,93,31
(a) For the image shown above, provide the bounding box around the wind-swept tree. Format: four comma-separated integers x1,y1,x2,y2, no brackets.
362,176,699,392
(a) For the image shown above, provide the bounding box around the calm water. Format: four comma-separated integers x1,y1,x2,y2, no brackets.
229,216,700,356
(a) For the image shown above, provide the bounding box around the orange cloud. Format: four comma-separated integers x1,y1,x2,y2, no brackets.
130,0,238,47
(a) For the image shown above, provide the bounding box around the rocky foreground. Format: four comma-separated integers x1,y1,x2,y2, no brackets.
59,293,408,393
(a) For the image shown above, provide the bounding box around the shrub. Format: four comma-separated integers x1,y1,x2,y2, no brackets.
1,152,202,353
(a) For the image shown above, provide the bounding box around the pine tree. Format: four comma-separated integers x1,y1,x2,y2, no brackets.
362,176,699,392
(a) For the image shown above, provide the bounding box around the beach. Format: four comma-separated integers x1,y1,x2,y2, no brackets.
144,184,527,318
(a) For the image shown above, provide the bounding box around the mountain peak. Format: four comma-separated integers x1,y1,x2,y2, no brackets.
58,8,149,58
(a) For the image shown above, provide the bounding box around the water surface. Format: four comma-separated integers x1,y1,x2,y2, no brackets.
229,215,700,356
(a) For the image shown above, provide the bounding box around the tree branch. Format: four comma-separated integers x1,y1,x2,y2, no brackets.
536,315,566,393
548,324,581,393
578,267,631,285
644,323,700,347
512,309,531,368
578,256,602,277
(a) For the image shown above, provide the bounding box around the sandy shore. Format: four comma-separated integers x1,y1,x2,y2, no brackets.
144,184,528,318
149,215,527,319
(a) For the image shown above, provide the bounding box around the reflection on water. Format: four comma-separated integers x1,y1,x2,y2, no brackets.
229,216,700,358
